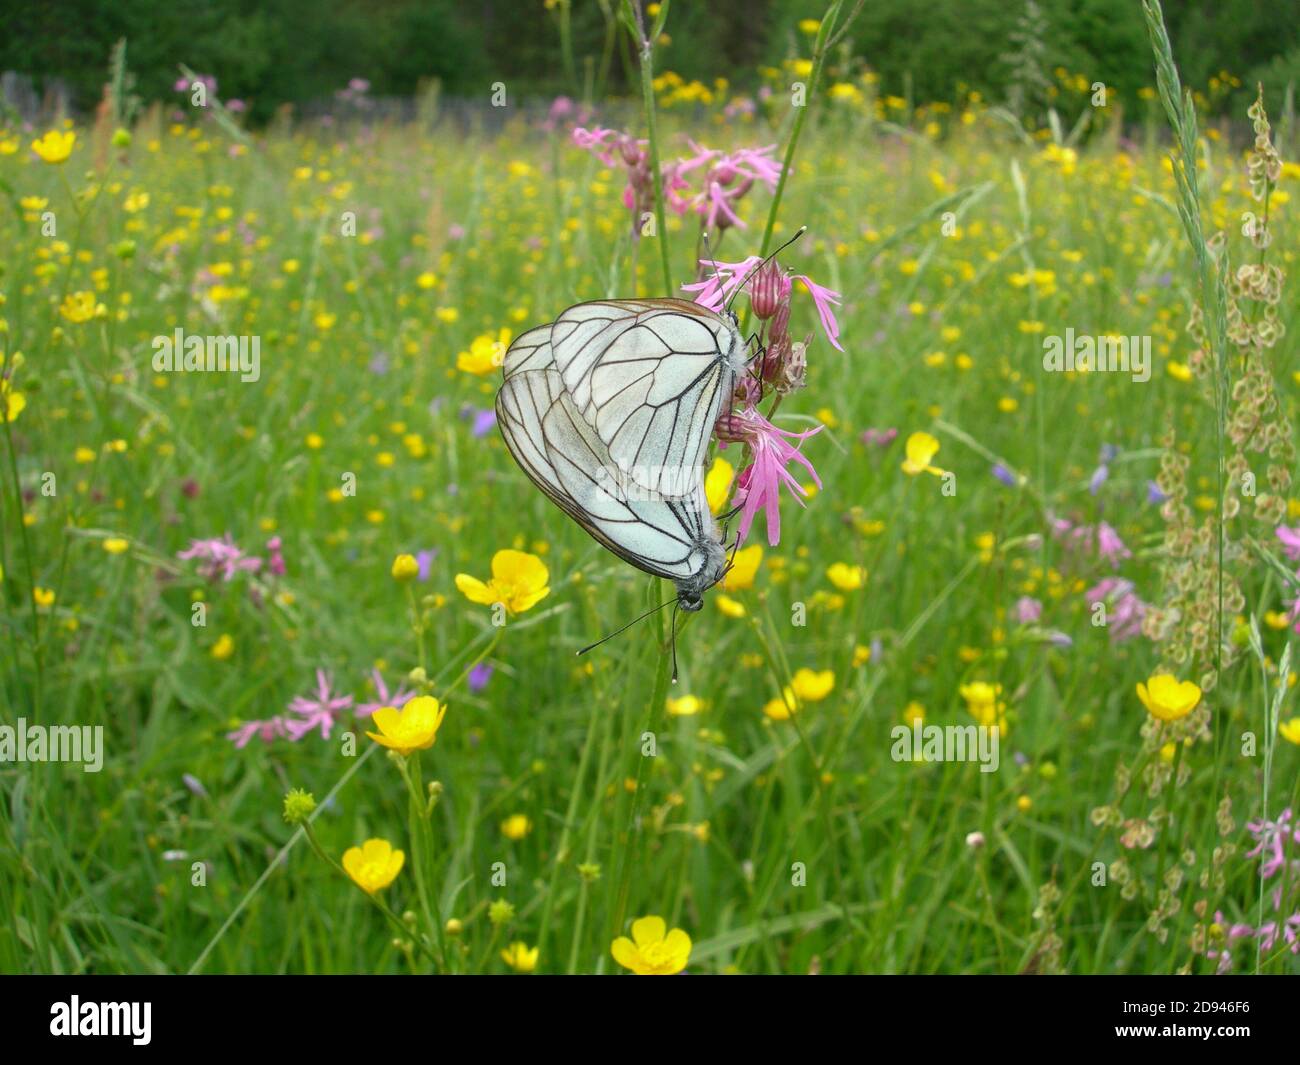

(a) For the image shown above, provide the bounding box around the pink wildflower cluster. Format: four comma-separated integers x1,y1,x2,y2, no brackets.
571,127,781,238
662,141,781,233
1206,809,1300,973
177,534,270,582
715,407,822,547
1015,509,1148,647
1085,577,1147,641
683,254,842,353
1049,516,1132,569
226,668,416,749
177,533,285,610
684,247,843,546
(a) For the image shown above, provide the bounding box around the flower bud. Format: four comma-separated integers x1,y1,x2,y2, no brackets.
749,259,787,321
282,788,316,824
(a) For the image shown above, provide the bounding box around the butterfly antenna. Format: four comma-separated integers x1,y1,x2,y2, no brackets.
700,229,728,305
577,596,677,657
724,225,809,314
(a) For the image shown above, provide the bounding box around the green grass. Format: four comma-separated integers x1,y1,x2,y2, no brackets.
1,17,1299,973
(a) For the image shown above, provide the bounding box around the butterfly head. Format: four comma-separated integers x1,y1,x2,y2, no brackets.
676,589,704,612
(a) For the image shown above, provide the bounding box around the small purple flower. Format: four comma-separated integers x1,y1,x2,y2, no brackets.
992,463,1017,487
182,773,208,798
469,663,494,693
1088,464,1109,495
1146,480,1167,505
1014,596,1042,624
416,549,437,582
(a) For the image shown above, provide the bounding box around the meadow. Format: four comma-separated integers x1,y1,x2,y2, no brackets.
2,5,1299,976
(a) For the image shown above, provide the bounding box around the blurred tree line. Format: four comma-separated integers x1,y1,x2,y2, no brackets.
2,0,1296,122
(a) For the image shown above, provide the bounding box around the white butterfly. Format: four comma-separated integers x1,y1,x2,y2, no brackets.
495,298,747,612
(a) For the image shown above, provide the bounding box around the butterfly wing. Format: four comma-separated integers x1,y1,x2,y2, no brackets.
548,299,742,499
496,333,718,583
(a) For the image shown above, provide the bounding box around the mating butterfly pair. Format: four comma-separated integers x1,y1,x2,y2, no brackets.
495,297,747,619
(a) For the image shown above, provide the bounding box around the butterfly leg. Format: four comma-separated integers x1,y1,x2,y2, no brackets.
669,601,681,683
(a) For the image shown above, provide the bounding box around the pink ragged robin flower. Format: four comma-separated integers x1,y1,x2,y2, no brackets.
284,669,355,741
716,406,822,547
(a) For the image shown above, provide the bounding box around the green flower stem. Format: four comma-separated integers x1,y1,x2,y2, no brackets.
756,0,860,261
537,684,603,961
400,752,447,969
749,604,858,935
624,0,673,294
300,820,439,966
606,575,673,948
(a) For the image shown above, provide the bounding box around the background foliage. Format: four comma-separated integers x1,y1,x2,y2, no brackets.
3,0,1299,122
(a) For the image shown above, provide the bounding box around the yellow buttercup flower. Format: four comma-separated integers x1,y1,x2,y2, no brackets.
901,431,946,476
59,291,104,324
720,544,762,591
500,941,539,972
366,695,447,754
1,382,25,423
1277,717,1300,745
666,694,703,717
959,681,1001,707
611,915,691,975
763,670,832,720
705,456,734,514
826,562,866,590
500,813,532,840
1135,674,1201,722
715,594,746,618
791,668,834,702
102,538,129,554
455,549,549,614
763,691,798,720
211,633,235,660
33,587,56,607
457,328,512,375
342,838,405,893
960,681,1007,734
391,553,419,581
31,129,76,164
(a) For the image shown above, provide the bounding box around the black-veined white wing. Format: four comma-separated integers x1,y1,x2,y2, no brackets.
496,336,722,585
547,299,743,499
